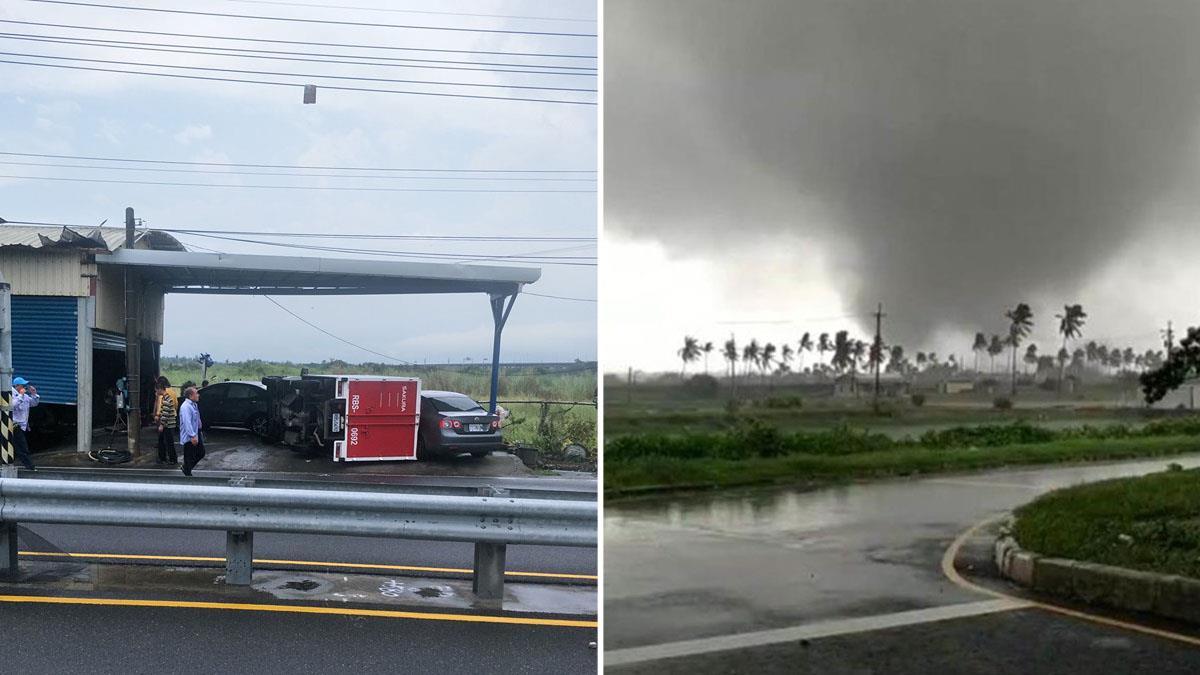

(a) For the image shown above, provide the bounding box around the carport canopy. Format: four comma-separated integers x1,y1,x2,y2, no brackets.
93,247,539,456
97,248,540,296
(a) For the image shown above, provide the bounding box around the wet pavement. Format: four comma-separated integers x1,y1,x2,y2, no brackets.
604,454,1200,654
609,608,1200,674
0,558,596,618
33,427,557,479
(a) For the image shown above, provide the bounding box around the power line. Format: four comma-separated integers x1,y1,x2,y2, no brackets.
0,173,595,193
0,160,596,182
261,295,413,364
0,33,597,75
1,221,596,242
153,228,595,242
0,19,597,60
0,50,597,93
25,1,598,38
0,151,594,173
523,292,596,303
0,59,597,105
174,232,596,265
220,0,596,24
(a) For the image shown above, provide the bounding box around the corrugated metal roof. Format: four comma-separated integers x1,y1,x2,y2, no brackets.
0,224,184,251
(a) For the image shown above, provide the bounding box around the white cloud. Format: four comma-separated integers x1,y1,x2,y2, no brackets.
174,124,213,145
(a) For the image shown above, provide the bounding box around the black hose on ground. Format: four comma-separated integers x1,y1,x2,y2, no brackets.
89,447,132,464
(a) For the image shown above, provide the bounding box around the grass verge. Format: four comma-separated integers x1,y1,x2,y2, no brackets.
605,434,1200,498
1012,466,1200,579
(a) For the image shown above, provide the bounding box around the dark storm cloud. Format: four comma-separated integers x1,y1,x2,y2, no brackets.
606,0,1200,341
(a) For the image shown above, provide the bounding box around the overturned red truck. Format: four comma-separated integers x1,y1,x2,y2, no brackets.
259,374,505,461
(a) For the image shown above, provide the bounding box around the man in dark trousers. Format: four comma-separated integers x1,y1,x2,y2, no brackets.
10,376,38,470
154,377,178,465
178,386,205,476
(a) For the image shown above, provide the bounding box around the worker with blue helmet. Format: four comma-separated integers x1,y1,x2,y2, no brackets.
9,376,38,470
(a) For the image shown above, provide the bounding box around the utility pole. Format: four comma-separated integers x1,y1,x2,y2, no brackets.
124,207,141,458
0,271,12,472
873,303,885,410
1164,321,1175,353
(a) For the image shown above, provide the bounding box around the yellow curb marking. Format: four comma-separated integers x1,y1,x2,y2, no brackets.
18,551,596,581
941,513,1200,648
0,594,597,628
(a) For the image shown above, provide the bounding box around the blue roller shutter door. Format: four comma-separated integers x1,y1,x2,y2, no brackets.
11,295,77,404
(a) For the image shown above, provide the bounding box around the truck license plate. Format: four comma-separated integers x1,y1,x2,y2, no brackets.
468,424,486,433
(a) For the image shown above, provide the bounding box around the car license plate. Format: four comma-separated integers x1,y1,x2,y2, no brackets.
468,424,486,433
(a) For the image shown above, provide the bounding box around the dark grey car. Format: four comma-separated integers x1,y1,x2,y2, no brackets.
417,390,503,459
197,381,270,437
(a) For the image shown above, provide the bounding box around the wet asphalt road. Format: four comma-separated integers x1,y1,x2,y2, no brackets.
0,601,597,675
610,608,1200,674
605,454,1200,666
18,524,597,580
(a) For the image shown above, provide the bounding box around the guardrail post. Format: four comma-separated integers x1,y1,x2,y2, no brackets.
1,522,17,578
473,486,509,600
225,477,254,585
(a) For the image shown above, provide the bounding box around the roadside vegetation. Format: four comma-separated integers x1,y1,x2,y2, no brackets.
606,417,1200,496
1013,466,1200,579
161,356,597,452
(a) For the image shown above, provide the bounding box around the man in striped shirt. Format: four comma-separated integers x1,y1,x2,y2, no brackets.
154,377,178,465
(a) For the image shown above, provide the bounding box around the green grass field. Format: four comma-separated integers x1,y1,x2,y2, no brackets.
604,377,1200,496
1013,467,1200,579
161,357,597,451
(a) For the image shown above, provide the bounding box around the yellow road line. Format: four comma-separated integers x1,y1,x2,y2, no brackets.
17,551,597,581
941,514,1200,648
0,594,597,628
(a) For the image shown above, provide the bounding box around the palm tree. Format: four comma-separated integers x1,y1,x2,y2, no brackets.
987,334,1004,374
742,339,761,381
678,335,701,377
888,345,905,374
760,342,778,386
972,332,988,373
831,330,853,374
1085,340,1099,366
1024,344,1038,375
798,332,814,371
916,351,928,371
1057,347,1070,376
1096,344,1110,373
723,338,739,392
1005,303,1034,396
701,341,714,375
817,333,832,369
1055,304,1086,392
780,343,794,372
1123,347,1135,372
851,339,866,394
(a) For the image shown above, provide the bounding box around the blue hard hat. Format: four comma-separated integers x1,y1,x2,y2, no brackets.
12,376,28,386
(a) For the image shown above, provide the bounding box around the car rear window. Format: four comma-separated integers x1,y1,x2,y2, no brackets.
428,395,485,413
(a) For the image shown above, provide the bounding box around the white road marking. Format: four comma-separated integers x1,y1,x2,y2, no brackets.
925,478,1043,491
604,598,1031,667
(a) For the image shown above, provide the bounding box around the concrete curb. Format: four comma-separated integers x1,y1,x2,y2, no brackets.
995,518,1200,625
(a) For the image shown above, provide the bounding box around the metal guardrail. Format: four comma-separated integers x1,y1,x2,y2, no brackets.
0,477,596,599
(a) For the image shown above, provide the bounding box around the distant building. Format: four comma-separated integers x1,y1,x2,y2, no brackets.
941,378,975,394
834,372,909,397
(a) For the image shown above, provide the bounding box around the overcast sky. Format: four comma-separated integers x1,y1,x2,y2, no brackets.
0,0,595,365
606,0,1200,373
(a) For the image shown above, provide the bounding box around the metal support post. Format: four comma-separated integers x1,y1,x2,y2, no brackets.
225,476,254,584
487,292,518,414
0,271,12,466
473,486,510,600
226,531,254,585
1,522,17,578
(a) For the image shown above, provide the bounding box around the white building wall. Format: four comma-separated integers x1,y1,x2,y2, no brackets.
0,249,89,296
